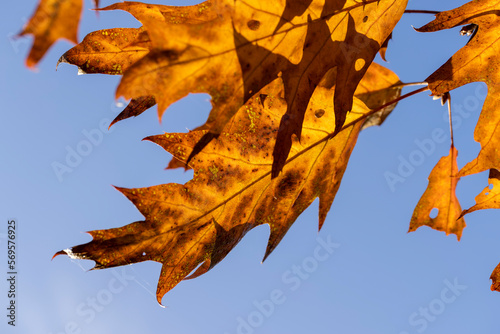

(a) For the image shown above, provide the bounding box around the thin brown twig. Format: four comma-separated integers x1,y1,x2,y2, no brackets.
447,93,454,146
404,10,441,15
394,82,428,88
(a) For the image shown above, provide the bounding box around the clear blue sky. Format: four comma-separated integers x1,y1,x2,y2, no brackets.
2,0,500,333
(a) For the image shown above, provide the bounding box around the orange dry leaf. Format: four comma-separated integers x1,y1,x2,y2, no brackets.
54,63,401,303
351,64,402,129
417,0,500,177
105,0,406,176
109,96,156,128
57,26,156,124
461,169,500,217
409,146,466,240
57,27,152,75
18,0,103,67
100,1,220,25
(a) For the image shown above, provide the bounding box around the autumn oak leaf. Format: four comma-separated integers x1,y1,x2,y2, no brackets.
349,64,402,129
460,169,500,217
417,0,500,177
57,27,152,75
19,0,83,68
55,25,158,125
19,0,101,68
109,95,157,128
54,63,402,304
103,0,407,176
409,146,466,240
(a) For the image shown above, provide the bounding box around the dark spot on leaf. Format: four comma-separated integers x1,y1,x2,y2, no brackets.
363,16,368,22
315,109,325,118
277,171,301,196
259,94,267,107
247,20,261,30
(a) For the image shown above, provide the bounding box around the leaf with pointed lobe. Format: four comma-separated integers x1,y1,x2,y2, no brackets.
417,0,500,176
58,27,152,75
110,96,156,128
54,62,402,304
460,169,500,217
109,0,407,175
19,0,83,68
409,146,466,240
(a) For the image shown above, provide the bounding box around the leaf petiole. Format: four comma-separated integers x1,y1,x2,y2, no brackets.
404,10,441,15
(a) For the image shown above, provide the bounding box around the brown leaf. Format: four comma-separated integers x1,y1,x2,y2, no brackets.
409,146,466,240
99,1,220,25
110,96,156,128
56,25,156,126
57,27,152,75
417,0,500,177
460,169,500,217
19,0,83,67
108,0,407,175
54,62,401,304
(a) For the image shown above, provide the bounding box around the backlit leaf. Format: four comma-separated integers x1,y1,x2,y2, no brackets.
417,0,500,177
57,27,152,75
19,0,83,67
460,169,500,217
108,0,407,175
54,62,401,303
110,96,156,127
409,146,466,240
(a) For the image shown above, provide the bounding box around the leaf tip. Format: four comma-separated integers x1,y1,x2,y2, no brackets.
52,248,83,260
142,135,155,143
156,295,166,308
108,117,119,129
112,185,128,195
52,250,66,260
56,54,68,71
261,251,271,263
